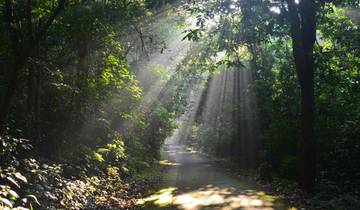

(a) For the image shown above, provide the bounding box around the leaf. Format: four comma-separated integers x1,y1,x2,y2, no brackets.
182,32,192,41
8,189,19,200
26,194,40,206
14,172,28,183
182,29,200,41
21,197,28,204
0,197,13,207
140,161,151,168
93,152,105,162
14,207,30,210
6,177,20,188
97,148,110,153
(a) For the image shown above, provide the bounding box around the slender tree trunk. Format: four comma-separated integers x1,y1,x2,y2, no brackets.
34,62,42,141
287,0,317,192
26,0,34,115
27,64,35,114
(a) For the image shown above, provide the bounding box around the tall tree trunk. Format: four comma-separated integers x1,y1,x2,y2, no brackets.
0,0,65,128
26,0,34,115
287,0,317,192
0,60,25,127
34,61,42,141
1,0,23,128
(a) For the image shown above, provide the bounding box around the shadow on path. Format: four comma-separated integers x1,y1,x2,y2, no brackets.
137,144,296,210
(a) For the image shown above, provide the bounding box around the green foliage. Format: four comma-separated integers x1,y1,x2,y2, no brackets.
0,135,31,210
0,0,183,208
0,132,32,161
98,139,126,166
59,176,99,210
139,103,176,160
273,177,299,189
79,144,105,163
183,0,360,199
1,0,359,208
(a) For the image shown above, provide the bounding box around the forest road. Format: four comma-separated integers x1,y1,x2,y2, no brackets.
139,143,290,210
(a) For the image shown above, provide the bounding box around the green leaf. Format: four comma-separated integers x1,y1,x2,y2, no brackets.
140,161,151,168
97,148,110,153
8,189,19,200
93,152,105,162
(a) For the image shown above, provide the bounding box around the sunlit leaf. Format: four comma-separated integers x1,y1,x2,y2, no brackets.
14,172,27,183
6,177,20,188
0,197,13,207
26,194,40,206
8,189,19,200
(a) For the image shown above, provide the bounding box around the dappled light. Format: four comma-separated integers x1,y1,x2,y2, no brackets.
137,142,294,210
139,185,281,210
1,0,359,209
137,187,177,207
159,160,181,166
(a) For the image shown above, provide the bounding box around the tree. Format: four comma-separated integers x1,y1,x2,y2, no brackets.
286,0,317,192
0,0,66,127
182,0,320,192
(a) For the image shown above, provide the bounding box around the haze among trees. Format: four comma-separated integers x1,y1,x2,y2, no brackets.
0,0,359,209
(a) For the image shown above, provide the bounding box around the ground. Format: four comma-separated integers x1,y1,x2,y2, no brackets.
137,143,295,210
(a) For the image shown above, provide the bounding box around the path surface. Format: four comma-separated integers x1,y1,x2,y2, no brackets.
138,143,291,210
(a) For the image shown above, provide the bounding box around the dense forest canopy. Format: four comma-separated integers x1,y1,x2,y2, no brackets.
0,0,359,209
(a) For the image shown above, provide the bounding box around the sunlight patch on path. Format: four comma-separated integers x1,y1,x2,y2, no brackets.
137,185,294,210
137,187,177,207
137,137,296,210
159,160,181,166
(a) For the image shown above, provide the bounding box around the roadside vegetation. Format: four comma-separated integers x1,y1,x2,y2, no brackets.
1,0,359,209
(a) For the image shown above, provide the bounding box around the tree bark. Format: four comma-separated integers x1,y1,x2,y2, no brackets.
287,0,317,192
0,0,66,128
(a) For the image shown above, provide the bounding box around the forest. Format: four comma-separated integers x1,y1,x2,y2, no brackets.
0,0,359,209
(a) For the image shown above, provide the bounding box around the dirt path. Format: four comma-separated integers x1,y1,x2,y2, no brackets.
138,143,291,210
